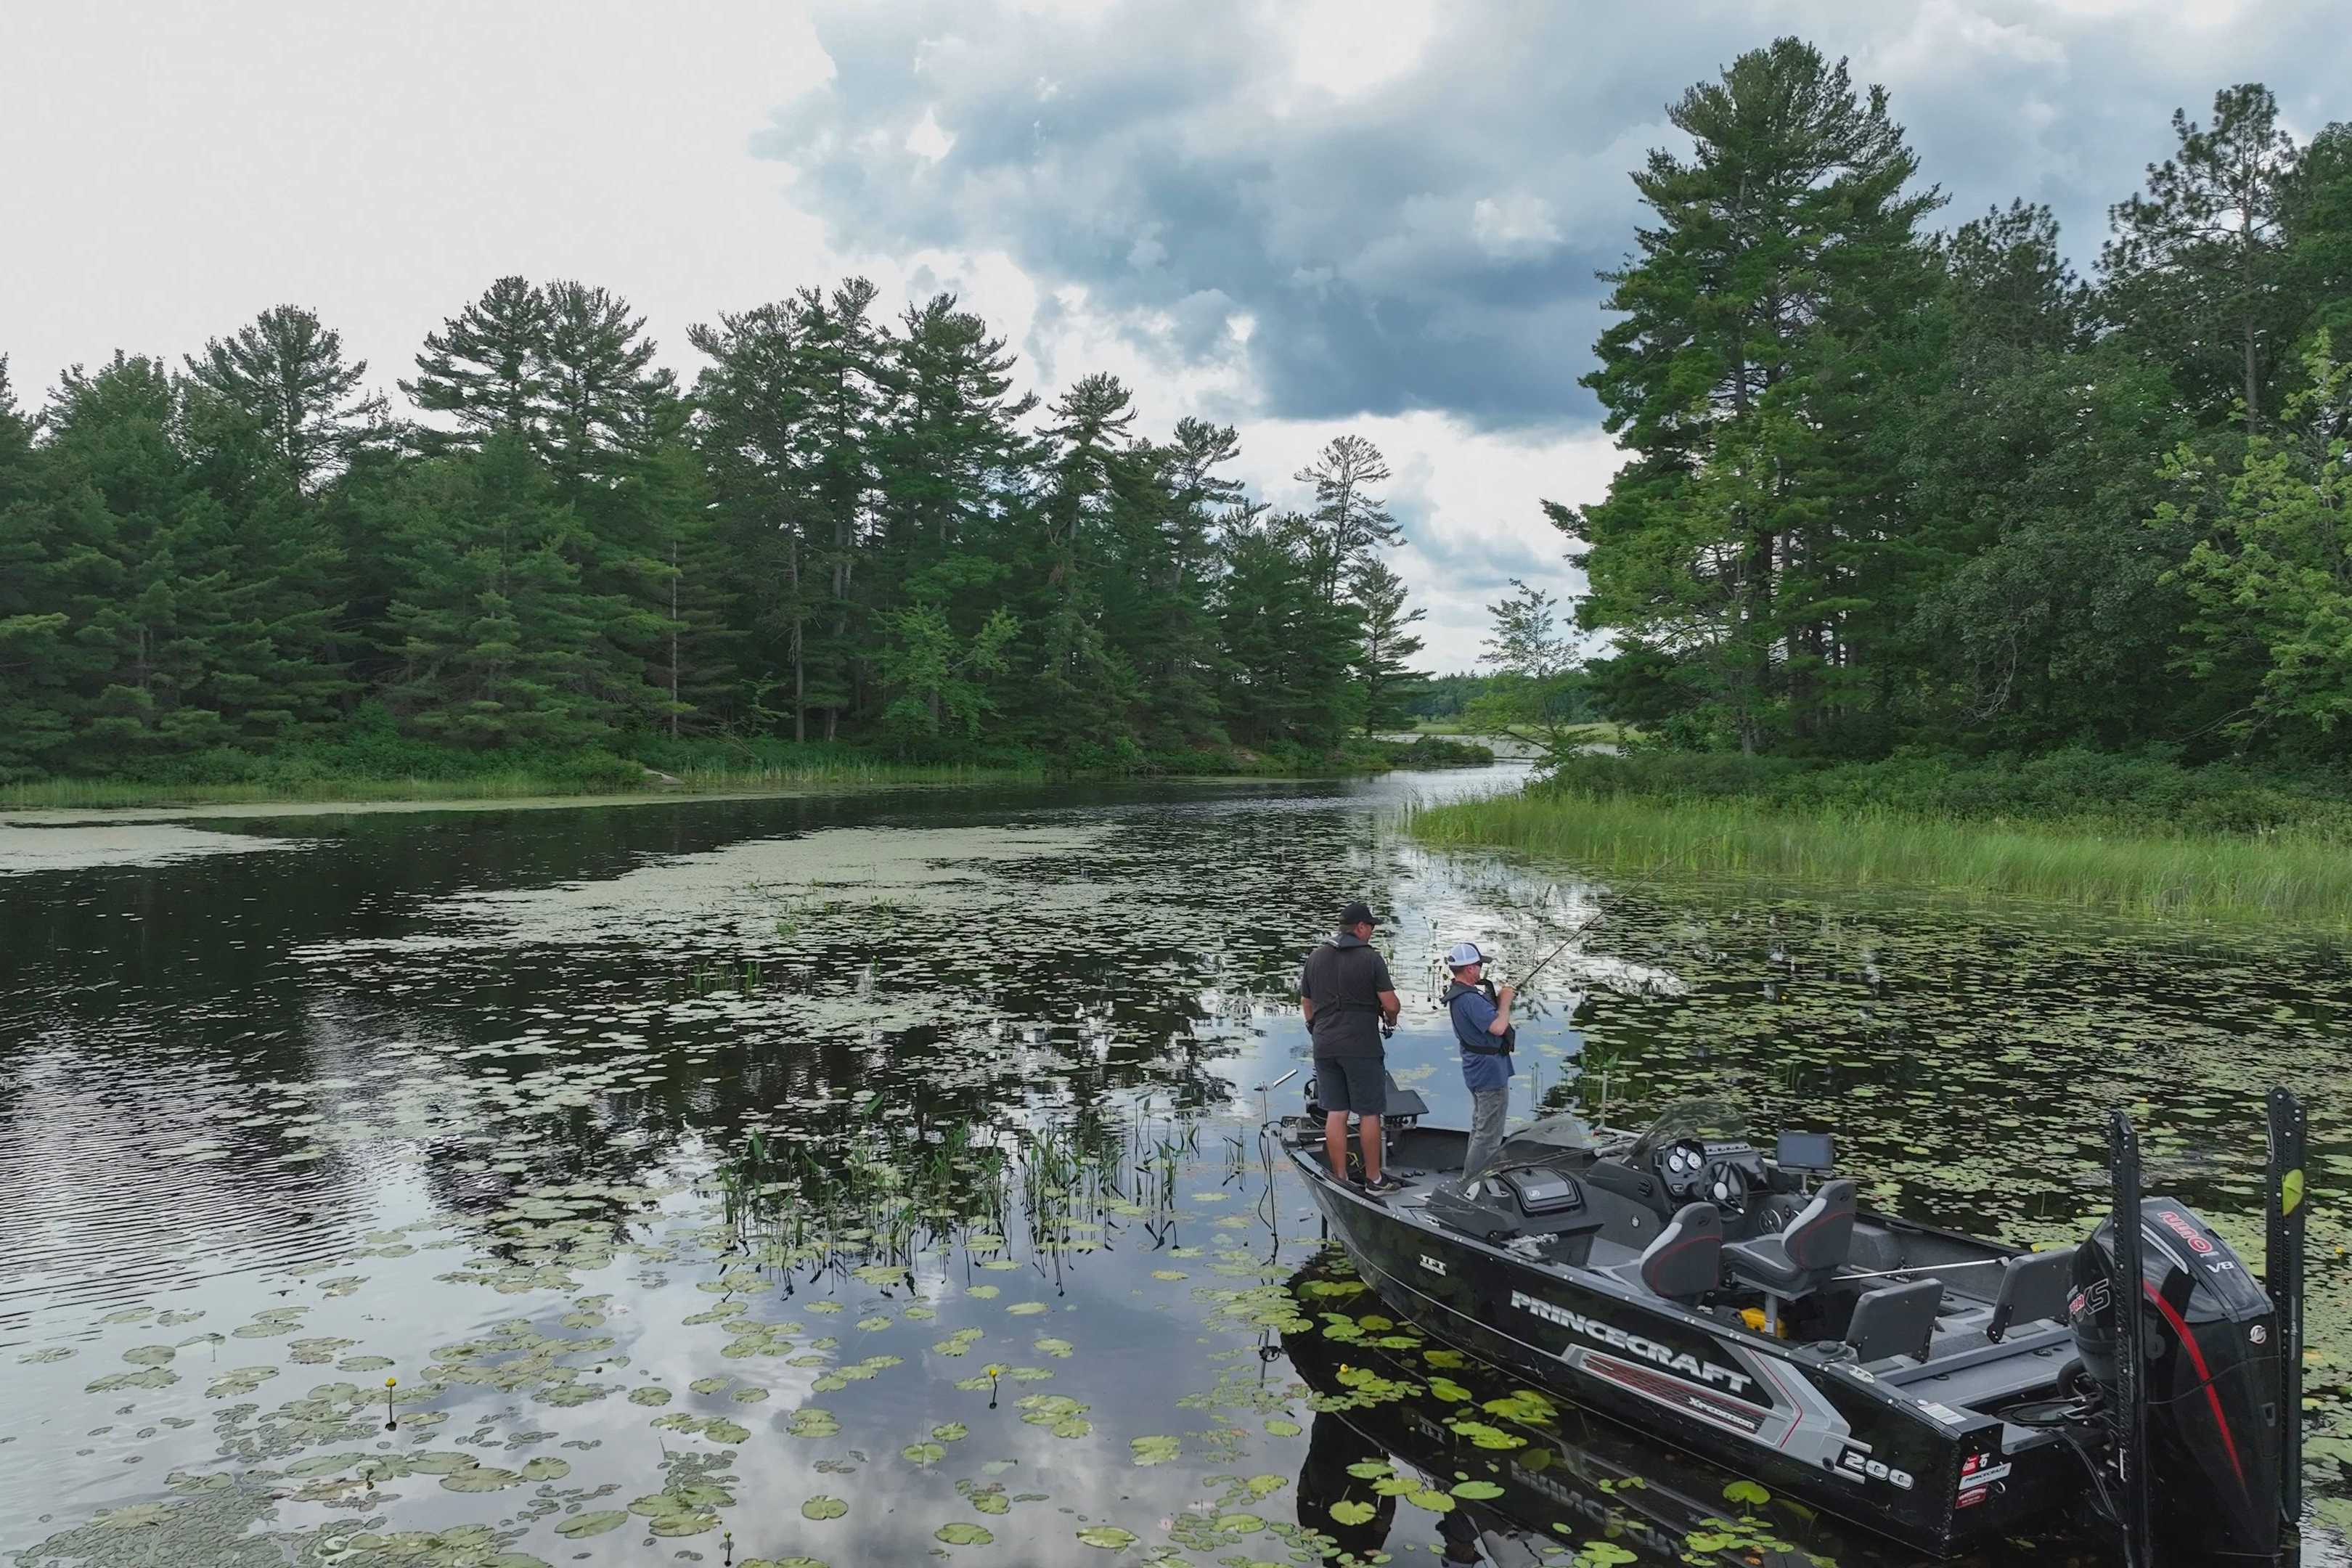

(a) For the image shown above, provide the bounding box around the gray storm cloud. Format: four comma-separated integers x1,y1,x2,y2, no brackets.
758,0,2347,431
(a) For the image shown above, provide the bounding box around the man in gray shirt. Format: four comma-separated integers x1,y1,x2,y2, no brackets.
1299,901,1403,1193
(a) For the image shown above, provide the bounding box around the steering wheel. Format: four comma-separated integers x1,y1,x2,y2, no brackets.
1700,1158,1752,1218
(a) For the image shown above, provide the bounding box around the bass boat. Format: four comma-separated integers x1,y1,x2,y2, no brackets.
1268,1083,2306,1563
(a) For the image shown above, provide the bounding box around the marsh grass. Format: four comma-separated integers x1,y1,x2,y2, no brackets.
0,757,1045,812
1406,789,2352,926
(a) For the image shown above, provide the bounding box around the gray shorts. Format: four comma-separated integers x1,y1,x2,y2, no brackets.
1314,1057,1387,1117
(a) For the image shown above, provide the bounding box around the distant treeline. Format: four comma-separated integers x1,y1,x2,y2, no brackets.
0,282,1434,781
1570,45,2352,767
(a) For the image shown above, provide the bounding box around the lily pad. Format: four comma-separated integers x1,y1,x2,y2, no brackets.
801,1494,849,1521
555,1510,629,1538
1130,1434,1181,1465
648,1510,721,1537
936,1522,995,1545
441,1465,525,1492
1076,1526,1138,1549
203,1365,276,1398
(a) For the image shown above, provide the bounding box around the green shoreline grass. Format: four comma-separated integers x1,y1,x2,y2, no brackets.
0,759,1048,813
1406,788,2352,927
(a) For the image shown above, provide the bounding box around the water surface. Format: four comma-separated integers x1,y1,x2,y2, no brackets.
3,771,2345,1567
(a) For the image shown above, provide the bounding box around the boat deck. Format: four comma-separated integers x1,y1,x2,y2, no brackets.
1316,1122,2079,1417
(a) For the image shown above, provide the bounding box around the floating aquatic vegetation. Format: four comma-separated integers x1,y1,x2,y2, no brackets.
15,777,2352,1567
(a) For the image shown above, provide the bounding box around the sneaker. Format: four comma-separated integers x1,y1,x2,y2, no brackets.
1363,1175,1408,1196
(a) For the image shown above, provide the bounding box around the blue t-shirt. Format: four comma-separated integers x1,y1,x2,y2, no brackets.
1448,987,1514,1093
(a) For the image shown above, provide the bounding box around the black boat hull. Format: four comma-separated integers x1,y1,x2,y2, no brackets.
1283,1134,2079,1557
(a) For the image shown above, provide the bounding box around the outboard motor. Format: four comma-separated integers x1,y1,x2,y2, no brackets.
2071,1196,2290,1563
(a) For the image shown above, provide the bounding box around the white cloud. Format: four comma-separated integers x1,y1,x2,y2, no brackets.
1470,195,1564,261
905,107,957,161
1224,413,1618,669
1279,0,1440,98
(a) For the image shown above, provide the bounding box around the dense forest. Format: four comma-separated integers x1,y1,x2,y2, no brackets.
1571,45,2352,766
0,285,1437,783
6,44,2348,787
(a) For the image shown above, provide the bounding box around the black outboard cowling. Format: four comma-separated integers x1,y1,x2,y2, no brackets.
2071,1196,2287,1563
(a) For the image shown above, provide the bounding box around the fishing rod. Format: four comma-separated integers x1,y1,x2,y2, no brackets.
1510,894,1618,988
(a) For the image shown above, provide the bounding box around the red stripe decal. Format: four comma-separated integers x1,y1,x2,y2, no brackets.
2144,1282,2245,1490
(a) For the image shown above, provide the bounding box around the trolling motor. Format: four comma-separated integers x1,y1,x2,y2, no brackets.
2064,1090,2304,1565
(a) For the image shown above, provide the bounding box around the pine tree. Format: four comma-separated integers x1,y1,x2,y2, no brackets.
1026,373,1144,748
791,279,890,739
173,379,351,738
1572,38,1942,752
1295,434,1400,601
1348,558,1426,736
38,354,247,761
404,277,552,444
2103,84,2303,431
1897,206,2192,748
184,305,384,493
536,280,676,493
376,433,637,749
0,358,74,777
1214,512,1363,750
1098,417,1236,748
690,301,819,738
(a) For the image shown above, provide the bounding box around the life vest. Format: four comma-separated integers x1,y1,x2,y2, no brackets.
1445,978,1515,1055
1305,939,1387,1015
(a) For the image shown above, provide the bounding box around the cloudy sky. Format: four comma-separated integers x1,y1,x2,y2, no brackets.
4,1,2344,666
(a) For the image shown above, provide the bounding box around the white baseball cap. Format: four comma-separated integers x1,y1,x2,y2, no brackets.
1445,942,1487,969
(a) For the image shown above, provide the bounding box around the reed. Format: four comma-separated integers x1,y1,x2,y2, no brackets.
0,757,1045,813
1405,788,2352,927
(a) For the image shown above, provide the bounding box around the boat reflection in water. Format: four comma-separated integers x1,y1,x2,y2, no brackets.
1279,1254,2090,1567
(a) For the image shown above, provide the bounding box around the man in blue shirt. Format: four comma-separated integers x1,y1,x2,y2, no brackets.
1444,942,1516,1183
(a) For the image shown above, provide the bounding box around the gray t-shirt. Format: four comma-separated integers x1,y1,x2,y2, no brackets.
1298,934,1394,1060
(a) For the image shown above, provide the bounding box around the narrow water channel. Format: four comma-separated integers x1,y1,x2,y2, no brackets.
1,771,2345,1567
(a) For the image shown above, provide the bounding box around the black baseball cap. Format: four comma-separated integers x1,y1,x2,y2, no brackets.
1338,900,1379,928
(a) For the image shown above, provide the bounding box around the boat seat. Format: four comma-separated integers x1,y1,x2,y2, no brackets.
1988,1246,2077,1343
1637,1201,1723,1303
1723,1180,1855,1299
1845,1278,1942,1363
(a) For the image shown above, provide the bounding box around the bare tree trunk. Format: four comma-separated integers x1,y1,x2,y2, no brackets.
788,532,805,744
2243,313,2262,430
669,541,679,739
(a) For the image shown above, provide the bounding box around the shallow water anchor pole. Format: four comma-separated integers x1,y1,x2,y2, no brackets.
2266,1085,2307,1532
2110,1110,2153,1568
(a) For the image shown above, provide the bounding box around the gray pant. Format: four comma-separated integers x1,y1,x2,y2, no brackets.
1462,1088,1511,1183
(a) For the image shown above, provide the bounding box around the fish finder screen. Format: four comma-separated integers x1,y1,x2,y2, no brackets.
1776,1130,1835,1172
